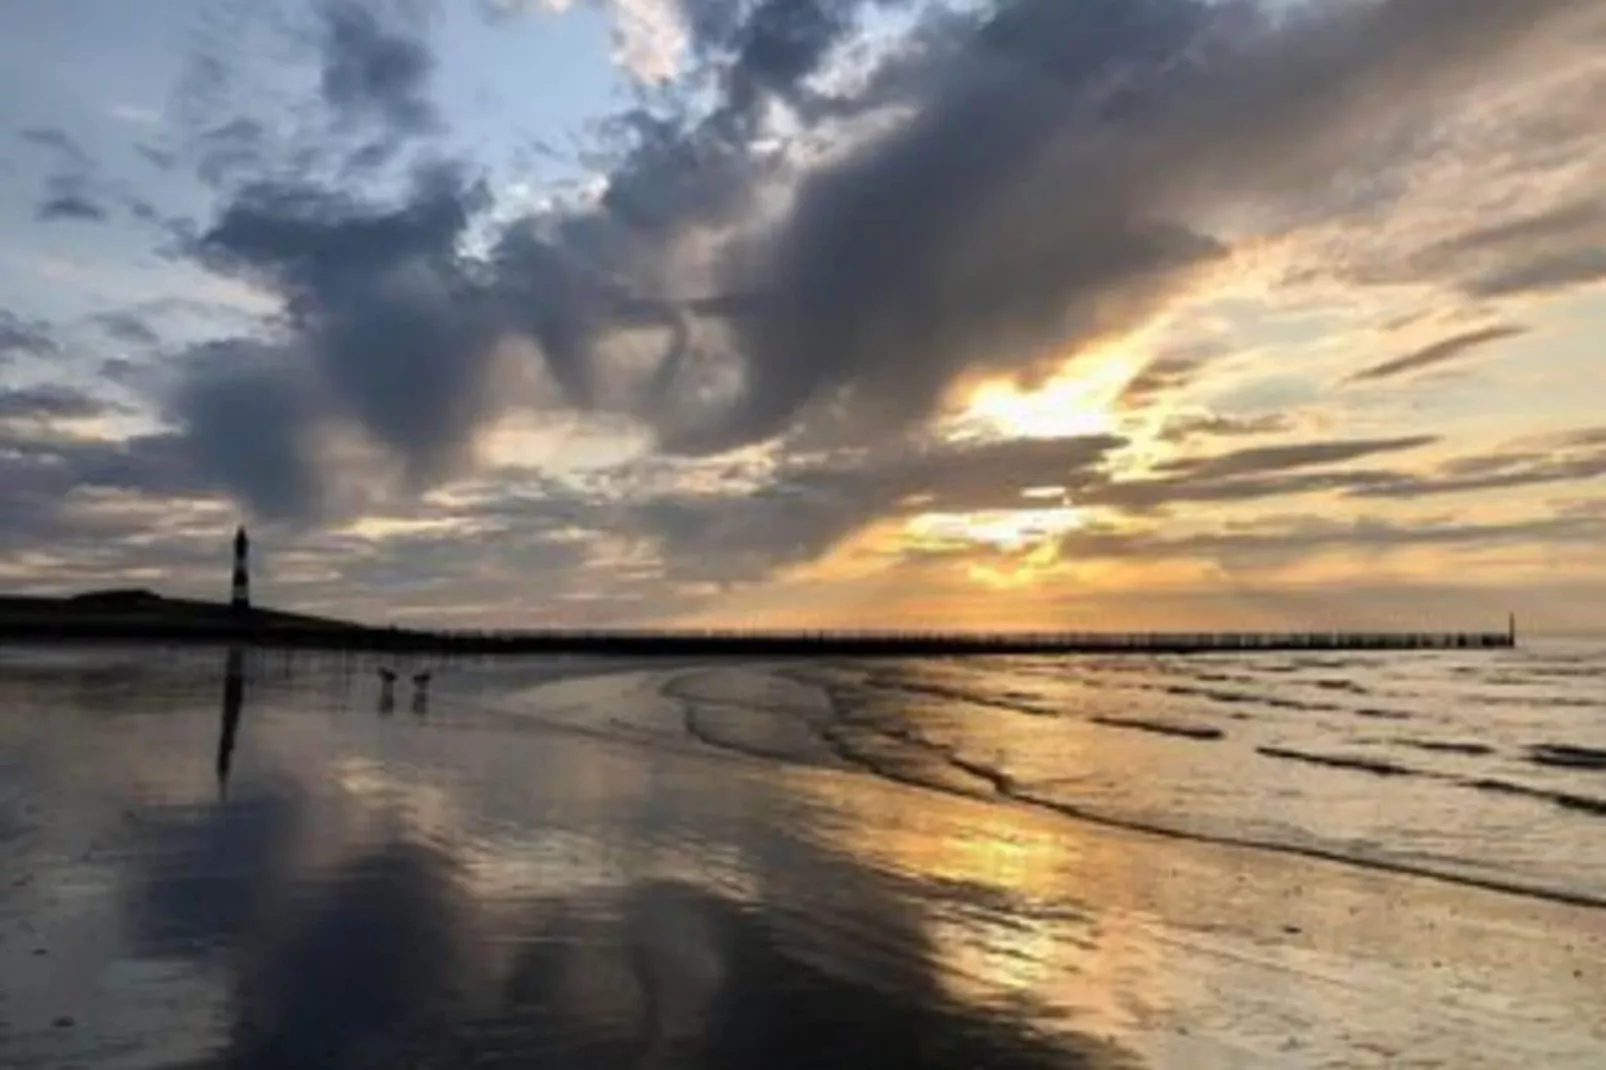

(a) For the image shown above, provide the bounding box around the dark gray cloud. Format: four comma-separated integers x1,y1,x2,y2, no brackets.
1438,199,1606,260
25,135,112,222
100,358,148,386
22,125,157,224
0,385,121,422
1466,247,1606,300
634,432,1126,580
1349,445,1606,500
19,126,93,168
36,190,109,223
170,164,502,517
1151,435,1438,482
150,0,1595,526
655,0,1594,451
319,0,438,137
701,0,920,117
1348,325,1526,383
169,341,329,522
1416,197,1606,299
193,118,272,189
91,312,163,348
0,422,217,561
138,143,179,172
1050,511,1606,572
156,0,441,198
583,427,1600,588
1119,342,1227,410
661,0,1228,451
1096,430,1606,511
0,311,58,360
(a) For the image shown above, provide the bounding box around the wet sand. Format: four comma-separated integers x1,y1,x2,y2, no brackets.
1,646,1603,1068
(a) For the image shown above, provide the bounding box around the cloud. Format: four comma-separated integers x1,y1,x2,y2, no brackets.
319,0,439,137
19,126,92,168
634,432,1126,579
133,0,1605,534
0,422,218,564
22,125,154,224
0,385,121,422
158,0,444,197
91,311,163,348
168,341,330,522
1051,510,1606,574
485,0,693,83
168,164,503,518
1467,247,1606,299
36,191,110,223
1348,325,1527,383
1157,413,1293,444
192,118,272,189
1093,428,1606,511
667,0,1599,448
0,311,58,360
1120,343,1225,410
23,132,112,223
1425,195,1606,300
1151,436,1438,482
575,0,1594,455
1349,438,1606,500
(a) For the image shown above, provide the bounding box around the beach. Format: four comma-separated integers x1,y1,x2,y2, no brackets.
1,643,1603,1067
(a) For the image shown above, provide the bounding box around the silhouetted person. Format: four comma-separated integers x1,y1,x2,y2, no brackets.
216,645,246,795
411,671,432,717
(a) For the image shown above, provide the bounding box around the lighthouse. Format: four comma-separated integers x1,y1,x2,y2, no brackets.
231,526,250,610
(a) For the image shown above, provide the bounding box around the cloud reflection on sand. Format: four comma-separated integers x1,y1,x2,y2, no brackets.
95,649,1131,1069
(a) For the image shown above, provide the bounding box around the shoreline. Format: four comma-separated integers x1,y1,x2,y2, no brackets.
470,663,1606,914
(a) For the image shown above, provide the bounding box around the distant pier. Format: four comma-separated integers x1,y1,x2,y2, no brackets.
318,628,1519,657
0,616,1519,657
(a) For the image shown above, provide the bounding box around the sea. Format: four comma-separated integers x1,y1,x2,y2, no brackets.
1,640,1603,1068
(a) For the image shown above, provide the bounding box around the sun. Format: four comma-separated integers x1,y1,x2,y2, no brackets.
905,505,1091,554
943,344,1139,442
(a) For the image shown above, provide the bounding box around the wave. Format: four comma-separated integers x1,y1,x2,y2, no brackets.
1528,745,1606,771
1256,746,1419,778
859,675,1063,719
1090,717,1225,741
1463,779,1606,818
647,665,1606,913
1391,739,1496,757
1353,708,1413,721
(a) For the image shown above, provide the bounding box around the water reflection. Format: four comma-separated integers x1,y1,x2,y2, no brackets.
378,667,397,716
215,646,246,794
208,849,1120,1070
410,670,430,718
6,646,1605,1068
106,652,1134,1069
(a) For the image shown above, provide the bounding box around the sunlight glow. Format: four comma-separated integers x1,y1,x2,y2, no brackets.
944,345,1141,442
905,506,1090,553
476,411,650,472
336,516,480,540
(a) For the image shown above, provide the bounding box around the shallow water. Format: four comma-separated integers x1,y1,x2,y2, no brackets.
1,643,1603,1068
779,640,1606,902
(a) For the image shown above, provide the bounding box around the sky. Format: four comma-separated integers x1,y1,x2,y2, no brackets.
0,0,1602,633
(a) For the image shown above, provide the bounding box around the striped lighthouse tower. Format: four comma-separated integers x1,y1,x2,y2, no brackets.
231,526,250,610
